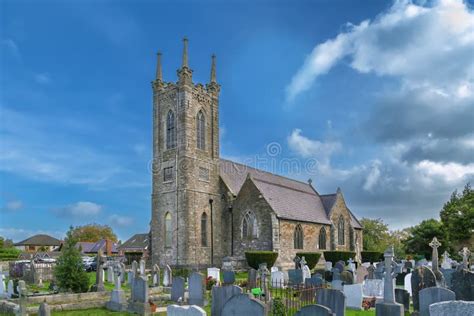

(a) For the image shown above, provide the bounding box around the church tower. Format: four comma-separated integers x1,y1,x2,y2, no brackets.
151,39,223,268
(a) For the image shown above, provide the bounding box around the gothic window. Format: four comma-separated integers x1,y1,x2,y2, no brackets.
201,213,208,247
165,212,172,247
196,110,205,150
319,226,327,250
338,216,345,245
242,211,258,239
294,224,304,249
166,110,176,149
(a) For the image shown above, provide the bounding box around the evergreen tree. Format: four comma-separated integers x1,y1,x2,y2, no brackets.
54,226,89,293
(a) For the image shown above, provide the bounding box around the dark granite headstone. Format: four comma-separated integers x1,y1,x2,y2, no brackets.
440,268,455,288
222,270,235,285
367,264,376,279
289,269,303,285
295,304,335,316
411,266,437,311
170,276,185,302
340,271,353,284
211,285,243,316
334,261,345,273
451,268,474,300
247,268,257,290
221,293,265,315
331,268,341,281
419,287,455,316
395,288,410,311
374,263,384,279
404,261,413,270
316,288,346,316
188,272,204,306
305,276,324,287
429,300,474,316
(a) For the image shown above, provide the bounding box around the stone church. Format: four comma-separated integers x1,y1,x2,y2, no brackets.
150,39,363,269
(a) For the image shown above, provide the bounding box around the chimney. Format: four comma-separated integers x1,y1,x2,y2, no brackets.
105,239,112,256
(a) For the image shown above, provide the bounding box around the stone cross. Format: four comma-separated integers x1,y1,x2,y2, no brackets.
17,280,27,316
300,256,307,267
258,263,270,301
458,247,471,269
139,259,146,276
429,237,441,272
39,301,51,316
382,246,396,303
293,256,301,269
152,264,160,286
114,264,121,290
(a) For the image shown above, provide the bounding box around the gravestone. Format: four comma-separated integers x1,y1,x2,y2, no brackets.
374,263,384,280
367,265,375,279
302,264,311,281
331,268,341,281
221,293,265,316
271,271,285,288
207,267,220,283
362,279,384,297
128,271,134,286
419,287,455,316
355,265,368,284
295,304,335,316
106,264,126,311
128,275,151,315
394,289,410,311
441,251,452,269
38,302,51,316
340,271,353,285
171,276,185,302
450,268,474,300
440,268,454,288
325,261,333,271
163,264,172,287
223,270,235,285
211,285,243,316
17,280,27,316
0,274,5,297
288,269,303,285
403,273,412,296
188,272,204,306
7,280,14,298
429,237,444,285
343,284,363,310
107,267,115,283
305,276,324,287
375,246,404,316
411,266,436,311
293,255,301,269
257,263,270,300
404,261,413,270
417,259,428,267
316,288,346,316
347,258,356,272
139,259,146,276
271,266,278,273
331,280,344,291
167,304,207,316
152,264,160,287
247,268,257,290
459,247,471,269
131,260,138,277
429,300,474,316
334,261,345,273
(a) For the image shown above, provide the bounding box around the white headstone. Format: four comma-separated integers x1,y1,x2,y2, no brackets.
344,284,363,310
271,271,285,288
0,275,5,297
404,273,412,297
207,267,220,283
139,259,146,276
362,262,371,268
325,261,332,271
362,279,384,298
271,267,279,273
7,280,14,298
302,265,311,281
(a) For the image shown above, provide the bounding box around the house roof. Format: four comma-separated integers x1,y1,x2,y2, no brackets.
75,240,118,253
118,233,149,251
76,242,96,253
320,193,363,229
14,234,62,247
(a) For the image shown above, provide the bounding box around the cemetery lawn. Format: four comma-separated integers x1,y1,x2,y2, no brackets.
52,308,131,315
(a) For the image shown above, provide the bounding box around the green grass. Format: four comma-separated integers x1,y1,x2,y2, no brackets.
52,308,132,315
346,310,376,316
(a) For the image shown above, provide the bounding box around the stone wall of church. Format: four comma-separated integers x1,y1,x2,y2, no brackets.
276,220,330,270
329,195,356,252
231,179,274,260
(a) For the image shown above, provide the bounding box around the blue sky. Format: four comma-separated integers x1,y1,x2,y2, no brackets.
1,0,473,242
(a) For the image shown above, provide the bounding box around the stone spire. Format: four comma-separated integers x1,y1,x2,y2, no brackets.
181,37,189,68
210,54,217,83
156,51,163,82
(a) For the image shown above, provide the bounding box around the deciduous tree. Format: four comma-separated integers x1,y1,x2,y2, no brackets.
70,224,117,242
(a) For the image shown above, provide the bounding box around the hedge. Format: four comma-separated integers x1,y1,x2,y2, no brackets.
361,251,383,263
296,252,322,270
0,248,21,261
323,251,356,263
245,251,278,270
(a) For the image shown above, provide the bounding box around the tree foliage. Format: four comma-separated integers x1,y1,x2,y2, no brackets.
70,224,117,242
440,183,474,249
402,219,447,259
360,218,406,257
54,226,90,293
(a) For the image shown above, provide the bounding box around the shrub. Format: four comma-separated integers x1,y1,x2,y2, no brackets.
296,252,322,270
361,251,383,263
205,276,217,290
245,251,278,270
323,251,356,263
172,268,191,279
0,248,21,261
272,297,287,316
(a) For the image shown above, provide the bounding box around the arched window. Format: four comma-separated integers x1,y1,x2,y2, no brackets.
196,110,205,150
166,111,176,149
201,212,208,247
338,216,345,245
319,226,327,250
242,211,258,239
165,212,172,247
294,224,304,249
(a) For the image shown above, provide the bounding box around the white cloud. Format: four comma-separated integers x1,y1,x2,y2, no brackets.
415,160,474,183
363,160,382,192
287,129,341,164
5,200,23,211
34,73,51,84
54,201,102,218
1,39,21,60
108,214,134,227
286,0,474,101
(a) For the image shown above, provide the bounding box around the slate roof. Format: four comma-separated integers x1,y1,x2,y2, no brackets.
14,234,61,246
220,159,362,228
118,233,149,251
76,242,96,253
75,240,118,253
